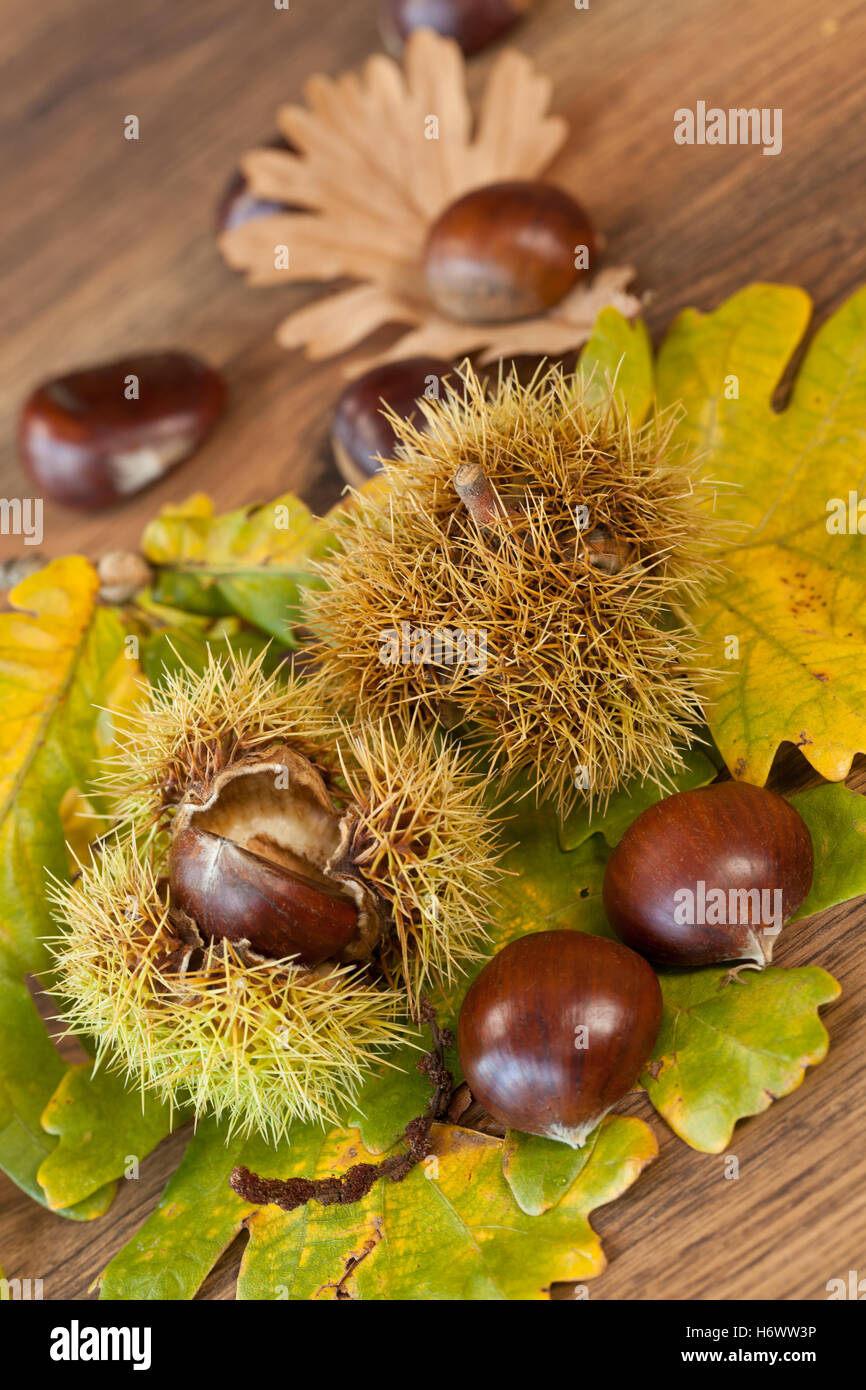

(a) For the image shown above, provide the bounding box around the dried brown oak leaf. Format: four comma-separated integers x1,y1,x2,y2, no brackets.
219,29,640,373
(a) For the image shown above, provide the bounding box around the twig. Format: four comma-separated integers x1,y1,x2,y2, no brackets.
454,462,515,529
230,999,454,1213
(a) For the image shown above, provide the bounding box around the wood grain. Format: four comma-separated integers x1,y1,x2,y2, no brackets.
2,0,865,1301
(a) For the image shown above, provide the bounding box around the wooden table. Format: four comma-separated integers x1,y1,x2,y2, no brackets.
2,0,865,1301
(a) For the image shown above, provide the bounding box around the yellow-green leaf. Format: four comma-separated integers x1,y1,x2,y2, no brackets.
0,557,140,1213
642,966,840,1153
654,284,866,784
502,1115,657,1218
99,1111,656,1301
38,1065,174,1212
142,492,337,642
579,306,654,424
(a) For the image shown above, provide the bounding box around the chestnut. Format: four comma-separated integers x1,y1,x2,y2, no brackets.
380,0,532,57
423,180,595,323
167,751,383,968
19,352,226,510
216,134,297,235
602,782,814,968
331,357,453,487
457,931,663,1148
169,826,360,966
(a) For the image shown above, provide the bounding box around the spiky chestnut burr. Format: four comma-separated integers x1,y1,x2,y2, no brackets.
50,650,501,1139
49,843,404,1140
306,363,724,816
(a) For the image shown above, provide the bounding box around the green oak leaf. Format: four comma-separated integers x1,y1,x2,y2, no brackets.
140,627,276,688
99,1112,656,1301
578,308,654,424
502,1114,655,1218
142,492,337,642
642,966,840,1153
37,1065,175,1212
345,1035,432,1153
0,972,115,1218
791,782,866,919
99,1119,253,1301
558,745,719,852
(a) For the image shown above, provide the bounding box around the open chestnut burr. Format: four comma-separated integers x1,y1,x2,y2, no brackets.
602,782,815,968
168,746,383,968
458,931,663,1148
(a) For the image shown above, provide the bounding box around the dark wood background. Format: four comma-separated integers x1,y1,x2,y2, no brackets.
1,0,865,1301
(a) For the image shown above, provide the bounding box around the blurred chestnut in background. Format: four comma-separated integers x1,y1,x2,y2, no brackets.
216,134,298,235
424,181,596,323
381,0,533,57
458,931,663,1148
603,782,815,968
19,351,226,510
331,356,453,487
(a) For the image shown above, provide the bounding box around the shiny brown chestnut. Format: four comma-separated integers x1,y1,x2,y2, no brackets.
216,134,297,235
331,357,453,487
167,748,383,968
380,0,532,56
169,825,360,966
458,931,663,1148
424,180,595,323
19,352,226,510
602,782,815,968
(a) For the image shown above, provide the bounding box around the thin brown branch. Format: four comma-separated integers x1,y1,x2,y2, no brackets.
230,998,454,1213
